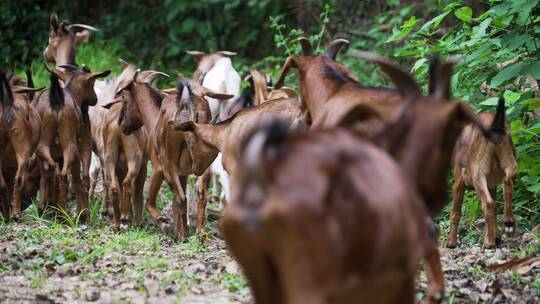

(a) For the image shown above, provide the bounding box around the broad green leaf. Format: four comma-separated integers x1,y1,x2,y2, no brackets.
454,6,473,23
523,61,540,79
420,11,450,32
480,97,499,106
490,63,523,87
503,90,525,104
519,98,540,110
493,14,514,28
411,58,427,73
472,18,492,39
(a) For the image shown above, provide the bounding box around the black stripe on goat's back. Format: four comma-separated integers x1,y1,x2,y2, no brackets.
49,73,64,111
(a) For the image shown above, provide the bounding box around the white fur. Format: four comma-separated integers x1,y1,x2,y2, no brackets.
202,57,241,119
201,57,240,205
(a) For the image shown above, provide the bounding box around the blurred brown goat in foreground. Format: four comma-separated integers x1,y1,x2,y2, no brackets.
0,70,43,220
447,97,517,249
223,120,430,304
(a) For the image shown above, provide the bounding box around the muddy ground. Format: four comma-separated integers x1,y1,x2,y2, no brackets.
0,208,539,303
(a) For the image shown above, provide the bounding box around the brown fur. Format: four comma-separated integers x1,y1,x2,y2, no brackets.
447,99,517,248
222,122,429,303
107,77,230,238
0,70,42,220
168,98,306,199
43,12,97,66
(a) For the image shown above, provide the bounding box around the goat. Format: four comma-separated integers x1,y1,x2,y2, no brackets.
33,65,108,218
43,12,98,66
334,52,505,302
222,120,430,304
187,50,241,211
0,70,43,220
447,97,518,248
168,97,306,201
104,74,233,238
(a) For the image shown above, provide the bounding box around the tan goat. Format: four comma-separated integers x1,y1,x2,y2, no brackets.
447,97,517,248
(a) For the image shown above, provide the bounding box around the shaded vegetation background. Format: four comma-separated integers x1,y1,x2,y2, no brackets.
1,0,539,234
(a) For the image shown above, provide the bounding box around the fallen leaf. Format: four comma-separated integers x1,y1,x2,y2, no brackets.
487,256,540,274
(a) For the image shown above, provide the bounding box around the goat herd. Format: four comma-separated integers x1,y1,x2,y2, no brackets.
0,13,519,303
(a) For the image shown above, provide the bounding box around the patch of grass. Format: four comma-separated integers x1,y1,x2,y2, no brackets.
219,273,249,294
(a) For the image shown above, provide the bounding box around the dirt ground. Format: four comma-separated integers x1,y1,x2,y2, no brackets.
0,211,539,304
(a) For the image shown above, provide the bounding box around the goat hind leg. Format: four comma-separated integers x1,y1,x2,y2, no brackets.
502,171,516,235
424,222,444,304
446,175,465,248
195,171,211,234
474,176,497,248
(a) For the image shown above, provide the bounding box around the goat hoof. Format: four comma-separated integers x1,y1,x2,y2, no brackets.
483,242,496,250
100,210,109,218
119,223,129,231
445,241,457,249
504,220,515,235
11,213,21,221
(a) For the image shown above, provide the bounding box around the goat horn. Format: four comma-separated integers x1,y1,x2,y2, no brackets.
118,58,129,68
186,50,205,56
217,51,237,57
432,59,456,101
354,51,421,99
59,64,79,72
136,70,170,84
325,38,349,60
67,24,99,32
298,37,313,56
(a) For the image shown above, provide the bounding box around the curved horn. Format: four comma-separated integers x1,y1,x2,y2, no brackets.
59,64,79,72
67,24,99,32
217,51,237,57
354,51,421,99
325,38,350,60
137,70,170,84
50,13,59,32
432,60,456,100
118,58,129,68
298,37,312,56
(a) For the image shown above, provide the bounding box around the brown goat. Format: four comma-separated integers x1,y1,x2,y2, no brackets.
43,12,98,66
102,101,148,230
168,98,306,197
33,65,108,217
0,70,43,220
447,97,517,248
104,75,232,238
222,120,430,304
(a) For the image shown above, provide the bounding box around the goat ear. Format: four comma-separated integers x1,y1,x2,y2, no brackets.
274,57,297,89
203,89,234,100
58,64,79,72
298,37,313,56
217,51,237,57
168,120,196,131
44,64,68,82
325,38,349,60
87,70,111,81
102,97,122,109
136,70,169,84
337,103,385,128
50,13,59,32
75,30,90,46
431,60,456,101
354,51,421,99
242,120,289,173
12,86,45,94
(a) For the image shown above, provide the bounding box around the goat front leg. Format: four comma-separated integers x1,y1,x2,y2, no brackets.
424,221,444,304
195,170,211,234
70,161,89,221
146,168,168,228
0,163,9,219
120,159,141,230
473,175,497,248
502,169,516,235
133,164,146,227
446,174,465,248
11,152,31,220
79,139,92,215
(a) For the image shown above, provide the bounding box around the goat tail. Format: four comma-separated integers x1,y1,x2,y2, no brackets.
0,68,14,124
49,73,64,111
25,70,35,101
487,97,506,143
240,119,289,231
